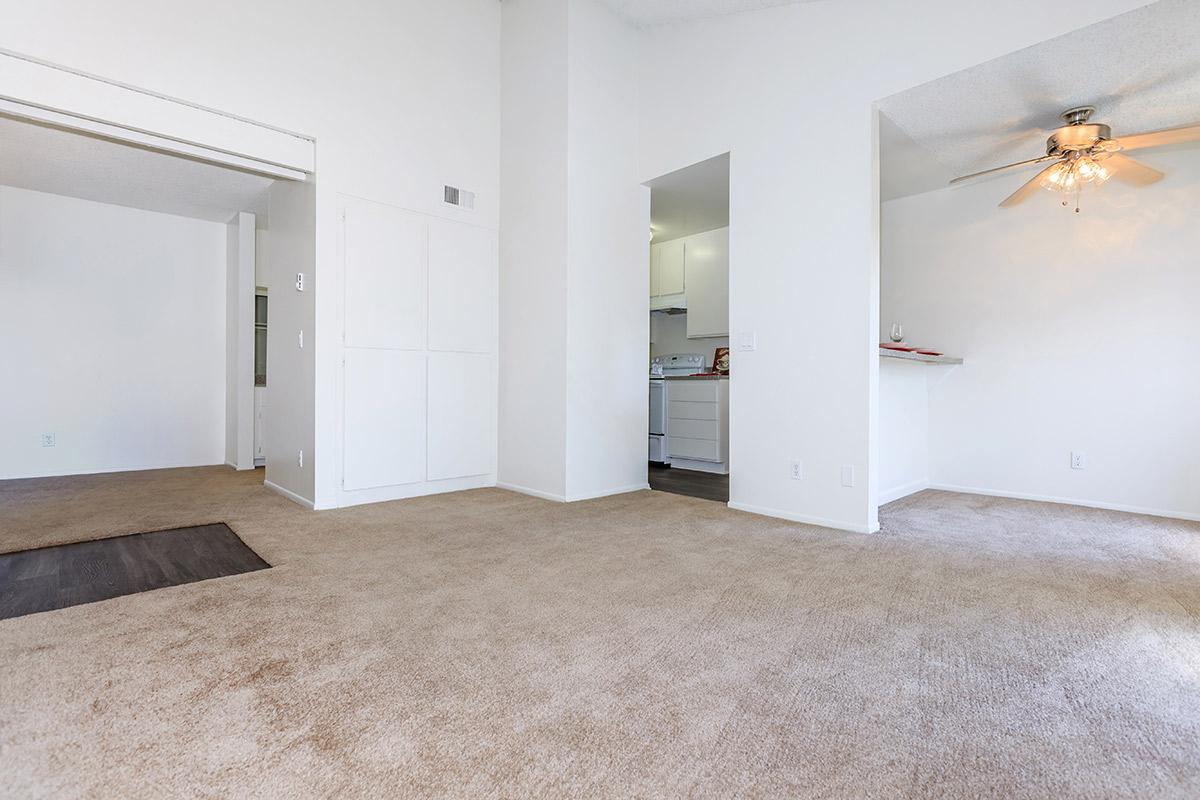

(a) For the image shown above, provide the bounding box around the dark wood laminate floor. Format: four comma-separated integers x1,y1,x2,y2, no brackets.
648,463,729,503
0,523,269,620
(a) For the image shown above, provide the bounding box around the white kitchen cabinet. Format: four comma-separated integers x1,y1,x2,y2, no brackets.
649,243,662,298
664,377,729,475
657,238,685,296
684,227,729,338
650,238,687,310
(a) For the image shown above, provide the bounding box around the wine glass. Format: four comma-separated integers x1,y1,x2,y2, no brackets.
889,322,904,343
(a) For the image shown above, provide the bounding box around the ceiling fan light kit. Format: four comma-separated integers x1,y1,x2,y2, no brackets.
950,105,1199,212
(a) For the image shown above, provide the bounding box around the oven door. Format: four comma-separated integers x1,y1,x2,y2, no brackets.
649,379,666,435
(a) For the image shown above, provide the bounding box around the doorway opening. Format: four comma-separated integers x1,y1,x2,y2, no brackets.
645,153,731,502
872,0,1200,524
0,112,299,484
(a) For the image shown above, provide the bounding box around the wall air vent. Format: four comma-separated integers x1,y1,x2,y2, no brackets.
443,184,476,210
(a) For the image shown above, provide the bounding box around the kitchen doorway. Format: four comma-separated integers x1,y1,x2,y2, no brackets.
645,153,731,503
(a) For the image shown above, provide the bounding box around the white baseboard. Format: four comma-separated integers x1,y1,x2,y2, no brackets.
927,483,1200,523
498,482,650,503
567,483,650,502
667,458,728,475
728,501,878,534
878,479,930,505
329,475,495,509
497,482,567,502
264,479,315,510
2,461,225,481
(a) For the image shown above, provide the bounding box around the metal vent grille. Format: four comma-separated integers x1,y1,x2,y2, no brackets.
443,185,476,210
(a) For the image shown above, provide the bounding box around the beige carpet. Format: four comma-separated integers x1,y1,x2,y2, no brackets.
2,467,1199,798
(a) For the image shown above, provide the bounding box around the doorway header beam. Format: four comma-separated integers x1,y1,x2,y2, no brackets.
0,49,314,180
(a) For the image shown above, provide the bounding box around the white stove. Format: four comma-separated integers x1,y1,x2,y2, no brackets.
651,352,706,378
649,353,705,463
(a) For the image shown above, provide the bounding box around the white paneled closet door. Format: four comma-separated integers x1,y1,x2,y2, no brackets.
427,352,492,480
340,195,497,496
428,217,494,354
343,349,426,490
343,199,426,350
427,217,496,480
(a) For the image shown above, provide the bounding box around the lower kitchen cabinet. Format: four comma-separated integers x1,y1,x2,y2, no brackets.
665,378,729,474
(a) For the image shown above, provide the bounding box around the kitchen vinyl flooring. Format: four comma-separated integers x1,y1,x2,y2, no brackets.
0,523,269,620
648,463,729,503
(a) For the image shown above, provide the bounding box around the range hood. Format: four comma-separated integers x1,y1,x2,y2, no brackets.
651,292,687,314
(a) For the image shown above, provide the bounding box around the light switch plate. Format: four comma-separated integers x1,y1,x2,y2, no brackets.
734,331,757,352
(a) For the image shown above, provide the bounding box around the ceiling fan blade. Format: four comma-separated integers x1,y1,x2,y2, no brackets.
1113,123,1200,152
1104,153,1165,186
950,155,1057,186
999,162,1061,208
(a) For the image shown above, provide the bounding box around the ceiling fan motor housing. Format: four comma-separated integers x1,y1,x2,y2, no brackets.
1047,123,1111,156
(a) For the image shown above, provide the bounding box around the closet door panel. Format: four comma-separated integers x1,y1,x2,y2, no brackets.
428,218,495,354
343,349,426,490
344,198,426,350
427,352,492,480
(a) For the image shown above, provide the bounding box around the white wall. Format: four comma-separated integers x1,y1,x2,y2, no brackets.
225,211,255,470
1,0,502,507
636,0,1148,532
261,179,315,503
498,0,569,500
881,147,1200,521
650,312,728,361
0,185,226,479
564,0,647,501
877,359,931,504
499,0,645,502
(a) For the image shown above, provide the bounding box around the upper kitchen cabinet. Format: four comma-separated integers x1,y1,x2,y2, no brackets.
650,238,686,310
657,238,685,295
684,227,729,338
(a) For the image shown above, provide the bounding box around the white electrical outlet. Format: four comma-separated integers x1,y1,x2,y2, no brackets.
297,449,304,468
298,329,304,349
790,460,803,480
841,465,855,487
1071,451,1086,470
295,272,305,291
41,433,55,447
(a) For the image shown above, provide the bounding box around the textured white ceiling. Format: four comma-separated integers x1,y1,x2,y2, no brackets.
596,0,821,27
879,0,1200,200
0,115,273,222
648,152,729,242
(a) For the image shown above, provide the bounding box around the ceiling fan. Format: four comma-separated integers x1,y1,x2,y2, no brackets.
950,106,1200,211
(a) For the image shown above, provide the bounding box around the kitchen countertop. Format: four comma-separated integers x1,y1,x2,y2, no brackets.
662,374,729,380
880,349,963,365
